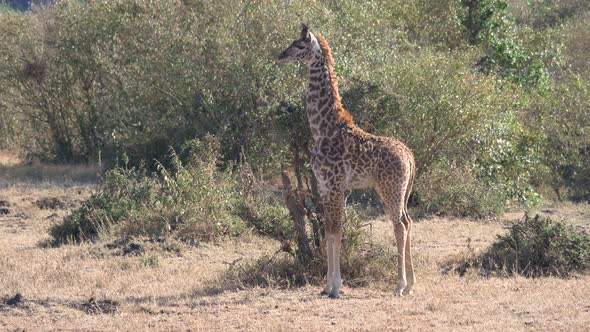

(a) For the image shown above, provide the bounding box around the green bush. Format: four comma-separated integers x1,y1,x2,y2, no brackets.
530,75,590,201
50,165,154,242
236,197,292,239
461,0,549,88
343,51,541,216
2,0,589,218
419,166,507,218
486,214,590,276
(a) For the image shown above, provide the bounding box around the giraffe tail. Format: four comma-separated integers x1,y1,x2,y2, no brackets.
403,155,415,217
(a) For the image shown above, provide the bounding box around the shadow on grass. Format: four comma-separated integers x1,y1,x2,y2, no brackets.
124,289,251,308
0,293,119,315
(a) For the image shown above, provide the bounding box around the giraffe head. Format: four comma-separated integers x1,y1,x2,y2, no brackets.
277,24,315,64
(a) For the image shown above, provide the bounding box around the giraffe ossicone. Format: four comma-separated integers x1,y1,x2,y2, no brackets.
278,25,416,298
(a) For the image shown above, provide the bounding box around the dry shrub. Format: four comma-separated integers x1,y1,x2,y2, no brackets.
444,214,590,277
220,205,396,290
2,293,24,307
221,247,395,290
221,254,314,289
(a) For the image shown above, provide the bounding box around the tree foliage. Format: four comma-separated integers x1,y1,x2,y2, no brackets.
0,0,589,216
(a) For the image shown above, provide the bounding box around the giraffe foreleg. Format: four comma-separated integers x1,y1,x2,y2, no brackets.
327,230,342,298
320,236,334,296
320,192,345,299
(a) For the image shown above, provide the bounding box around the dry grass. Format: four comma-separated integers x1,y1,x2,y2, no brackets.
1,154,589,331
0,151,21,167
504,202,590,228
0,150,99,188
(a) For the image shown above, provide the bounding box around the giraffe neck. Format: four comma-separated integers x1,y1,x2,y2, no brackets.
306,37,341,143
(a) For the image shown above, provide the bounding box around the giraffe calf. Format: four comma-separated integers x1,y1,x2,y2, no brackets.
278,25,416,298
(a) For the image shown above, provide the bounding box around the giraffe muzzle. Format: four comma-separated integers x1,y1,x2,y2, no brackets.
277,52,289,64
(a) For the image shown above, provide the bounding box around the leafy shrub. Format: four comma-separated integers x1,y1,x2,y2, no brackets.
531,76,590,201
230,161,293,239
236,196,292,239
473,112,544,207
418,166,507,218
50,165,154,242
50,136,244,244
461,0,549,88
485,214,590,276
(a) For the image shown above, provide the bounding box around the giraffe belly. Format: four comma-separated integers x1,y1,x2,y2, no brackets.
348,174,374,189
346,162,375,189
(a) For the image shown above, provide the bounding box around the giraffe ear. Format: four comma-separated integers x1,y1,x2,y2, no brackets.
300,24,310,41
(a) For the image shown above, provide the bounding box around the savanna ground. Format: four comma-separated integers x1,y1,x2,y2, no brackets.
1,152,589,331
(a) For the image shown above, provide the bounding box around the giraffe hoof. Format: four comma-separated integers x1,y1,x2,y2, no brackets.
402,285,414,295
320,290,330,296
328,293,340,299
395,282,407,297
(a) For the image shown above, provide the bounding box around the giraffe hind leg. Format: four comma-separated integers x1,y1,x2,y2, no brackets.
402,160,416,295
376,183,408,296
392,217,408,297
402,209,415,295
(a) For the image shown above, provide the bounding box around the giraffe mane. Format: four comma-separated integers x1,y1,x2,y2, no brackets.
314,33,354,125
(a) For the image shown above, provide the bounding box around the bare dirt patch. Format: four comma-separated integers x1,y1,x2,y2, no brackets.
81,297,120,315
105,238,146,256
33,197,68,210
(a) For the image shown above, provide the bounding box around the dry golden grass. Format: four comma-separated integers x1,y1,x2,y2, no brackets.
0,150,99,188
0,151,21,167
1,154,589,331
